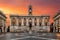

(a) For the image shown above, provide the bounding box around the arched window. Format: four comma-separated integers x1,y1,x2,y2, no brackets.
29,18,32,22
44,17,48,26
12,18,16,26
18,18,21,26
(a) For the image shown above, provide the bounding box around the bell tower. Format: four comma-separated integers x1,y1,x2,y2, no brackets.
28,5,32,16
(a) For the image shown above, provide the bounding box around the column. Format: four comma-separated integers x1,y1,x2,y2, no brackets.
42,17,44,26
26,18,28,26
58,18,60,32
55,20,57,32
10,18,13,32
2,20,4,32
10,18,11,32
22,18,24,26
4,21,6,32
42,17,45,29
10,18,11,26
54,21,56,27
47,18,50,32
26,18,29,31
37,18,39,26
57,19,59,32
54,21,56,32
14,17,18,31
56,20,58,32
56,20,57,27
16,18,18,26
32,18,34,27
36,18,39,31
32,18,34,30
21,18,23,31
59,18,60,32
16,18,19,30
48,18,50,26
4,21,7,32
59,18,60,27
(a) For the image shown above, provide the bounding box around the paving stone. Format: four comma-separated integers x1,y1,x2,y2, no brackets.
0,33,59,40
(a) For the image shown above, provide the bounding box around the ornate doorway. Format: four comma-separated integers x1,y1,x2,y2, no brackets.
29,22,32,30
29,18,32,30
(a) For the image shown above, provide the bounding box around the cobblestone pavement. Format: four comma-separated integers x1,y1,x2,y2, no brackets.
0,32,59,40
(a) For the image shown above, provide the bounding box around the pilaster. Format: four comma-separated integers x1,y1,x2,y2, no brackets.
22,18,24,26
37,18,39,26
2,20,4,32
42,17,44,26
16,18,18,26
10,18,12,32
32,18,34,27
59,18,60,27
26,18,28,26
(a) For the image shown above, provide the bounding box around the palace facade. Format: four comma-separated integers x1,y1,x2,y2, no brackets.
10,5,50,32
0,11,7,32
53,11,60,32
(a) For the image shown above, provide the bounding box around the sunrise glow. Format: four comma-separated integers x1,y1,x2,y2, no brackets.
0,0,60,26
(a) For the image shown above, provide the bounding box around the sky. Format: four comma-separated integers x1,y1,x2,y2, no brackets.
0,0,60,27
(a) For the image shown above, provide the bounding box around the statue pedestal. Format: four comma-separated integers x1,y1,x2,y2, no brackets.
29,30,32,34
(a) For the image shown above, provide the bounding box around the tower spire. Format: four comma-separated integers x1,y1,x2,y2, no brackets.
28,0,32,16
